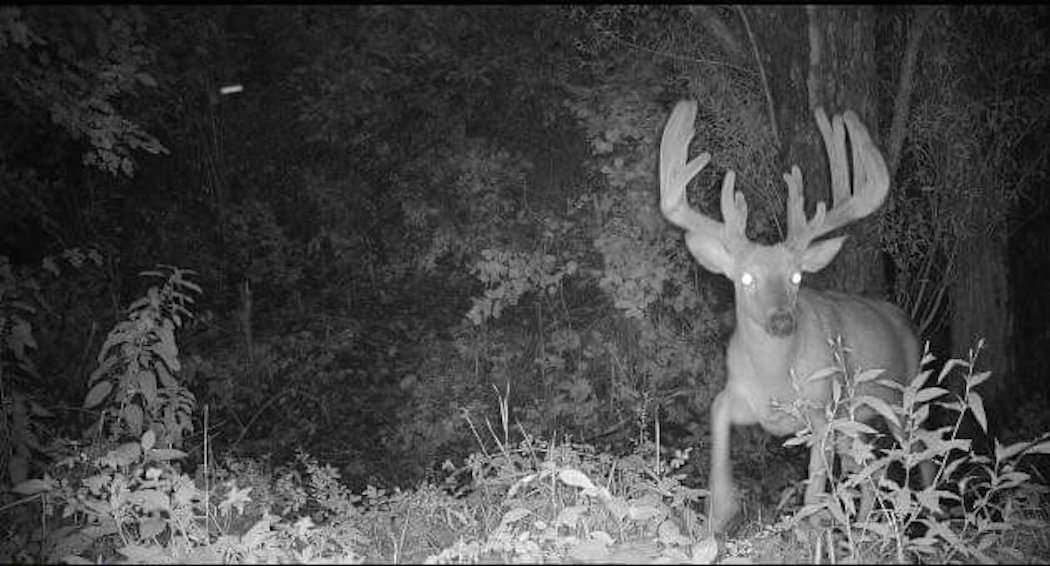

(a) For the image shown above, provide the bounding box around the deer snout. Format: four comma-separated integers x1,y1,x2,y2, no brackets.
766,308,796,337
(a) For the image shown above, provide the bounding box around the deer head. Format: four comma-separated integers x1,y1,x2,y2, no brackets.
659,100,889,338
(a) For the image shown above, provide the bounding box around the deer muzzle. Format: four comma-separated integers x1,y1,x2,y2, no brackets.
766,308,796,337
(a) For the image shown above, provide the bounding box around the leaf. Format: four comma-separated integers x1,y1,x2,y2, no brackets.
996,439,1029,461
12,477,56,495
912,403,931,427
132,489,170,513
1023,439,1050,455
141,430,156,451
88,355,120,386
853,395,900,429
657,519,682,543
135,72,158,87
692,537,719,564
219,484,254,516
147,448,187,462
8,317,36,357
853,520,891,537
156,363,177,389
805,366,840,384
830,420,878,439
826,496,847,525
967,391,987,433
968,370,992,390
914,387,949,405
106,442,142,467
936,358,966,384
559,468,596,490
500,507,531,525
138,370,157,405
97,328,130,364
916,486,942,513
138,518,166,540
626,503,661,522
124,403,144,435
993,471,1030,490
854,368,885,383
83,381,113,408
910,368,933,390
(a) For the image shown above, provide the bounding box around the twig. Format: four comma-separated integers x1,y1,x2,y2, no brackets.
888,6,936,179
593,26,756,77
736,5,779,146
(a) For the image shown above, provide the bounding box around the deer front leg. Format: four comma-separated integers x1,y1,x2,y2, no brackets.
708,389,741,534
836,432,876,521
804,415,834,527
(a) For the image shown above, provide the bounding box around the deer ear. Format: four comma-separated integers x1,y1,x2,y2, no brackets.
801,236,846,273
685,232,734,275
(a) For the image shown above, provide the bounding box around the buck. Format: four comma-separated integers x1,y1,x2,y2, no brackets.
659,100,922,534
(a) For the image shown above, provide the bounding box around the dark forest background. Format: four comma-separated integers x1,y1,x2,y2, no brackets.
2,7,1050,557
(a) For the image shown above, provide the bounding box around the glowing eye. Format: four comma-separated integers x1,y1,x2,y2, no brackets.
741,272,754,286
790,272,802,285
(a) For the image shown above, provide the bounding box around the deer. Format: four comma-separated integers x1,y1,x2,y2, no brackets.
658,100,926,535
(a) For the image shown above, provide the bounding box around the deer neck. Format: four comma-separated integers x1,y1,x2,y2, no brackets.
732,307,801,377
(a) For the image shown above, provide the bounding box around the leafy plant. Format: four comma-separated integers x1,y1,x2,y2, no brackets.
4,437,370,564
428,406,711,564
781,340,1050,563
83,265,200,448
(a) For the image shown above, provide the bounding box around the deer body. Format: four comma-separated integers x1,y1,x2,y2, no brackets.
724,289,919,437
659,100,922,534
710,288,920,530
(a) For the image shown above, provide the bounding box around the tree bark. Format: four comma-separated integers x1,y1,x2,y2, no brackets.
951,231,1012,417
749,5,883,295
886,6,935,180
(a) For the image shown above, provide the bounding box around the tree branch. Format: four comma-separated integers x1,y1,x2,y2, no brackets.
887,6,936,180
735,5,779,147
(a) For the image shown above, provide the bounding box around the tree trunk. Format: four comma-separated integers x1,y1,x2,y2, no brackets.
951,211,1013,421
749,5,884,295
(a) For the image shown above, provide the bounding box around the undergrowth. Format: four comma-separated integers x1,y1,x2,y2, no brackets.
778,339,1050,564
2,260,1048,564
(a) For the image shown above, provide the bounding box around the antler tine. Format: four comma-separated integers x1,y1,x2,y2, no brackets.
660,101,721,236
784,165,822,242
787,107,889,249
720,170,748,248
816,108,850,207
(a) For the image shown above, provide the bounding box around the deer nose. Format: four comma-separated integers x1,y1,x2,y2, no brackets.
766,309,796,337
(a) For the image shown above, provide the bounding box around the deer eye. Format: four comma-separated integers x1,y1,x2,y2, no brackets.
790,272,802,285
741,272,754,287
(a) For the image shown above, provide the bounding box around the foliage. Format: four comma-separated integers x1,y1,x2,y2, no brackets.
0,6,167,177
426,422,712,564
884,5,1050,338
2,247,109,488
0,255,48,487
1,437,370,564
83,266,200,448
780,341,1050,563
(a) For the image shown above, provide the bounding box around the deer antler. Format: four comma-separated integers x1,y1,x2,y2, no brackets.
659,100,748,250
786,108,889,250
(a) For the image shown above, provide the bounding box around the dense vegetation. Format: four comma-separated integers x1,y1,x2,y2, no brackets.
2,5,1049,563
